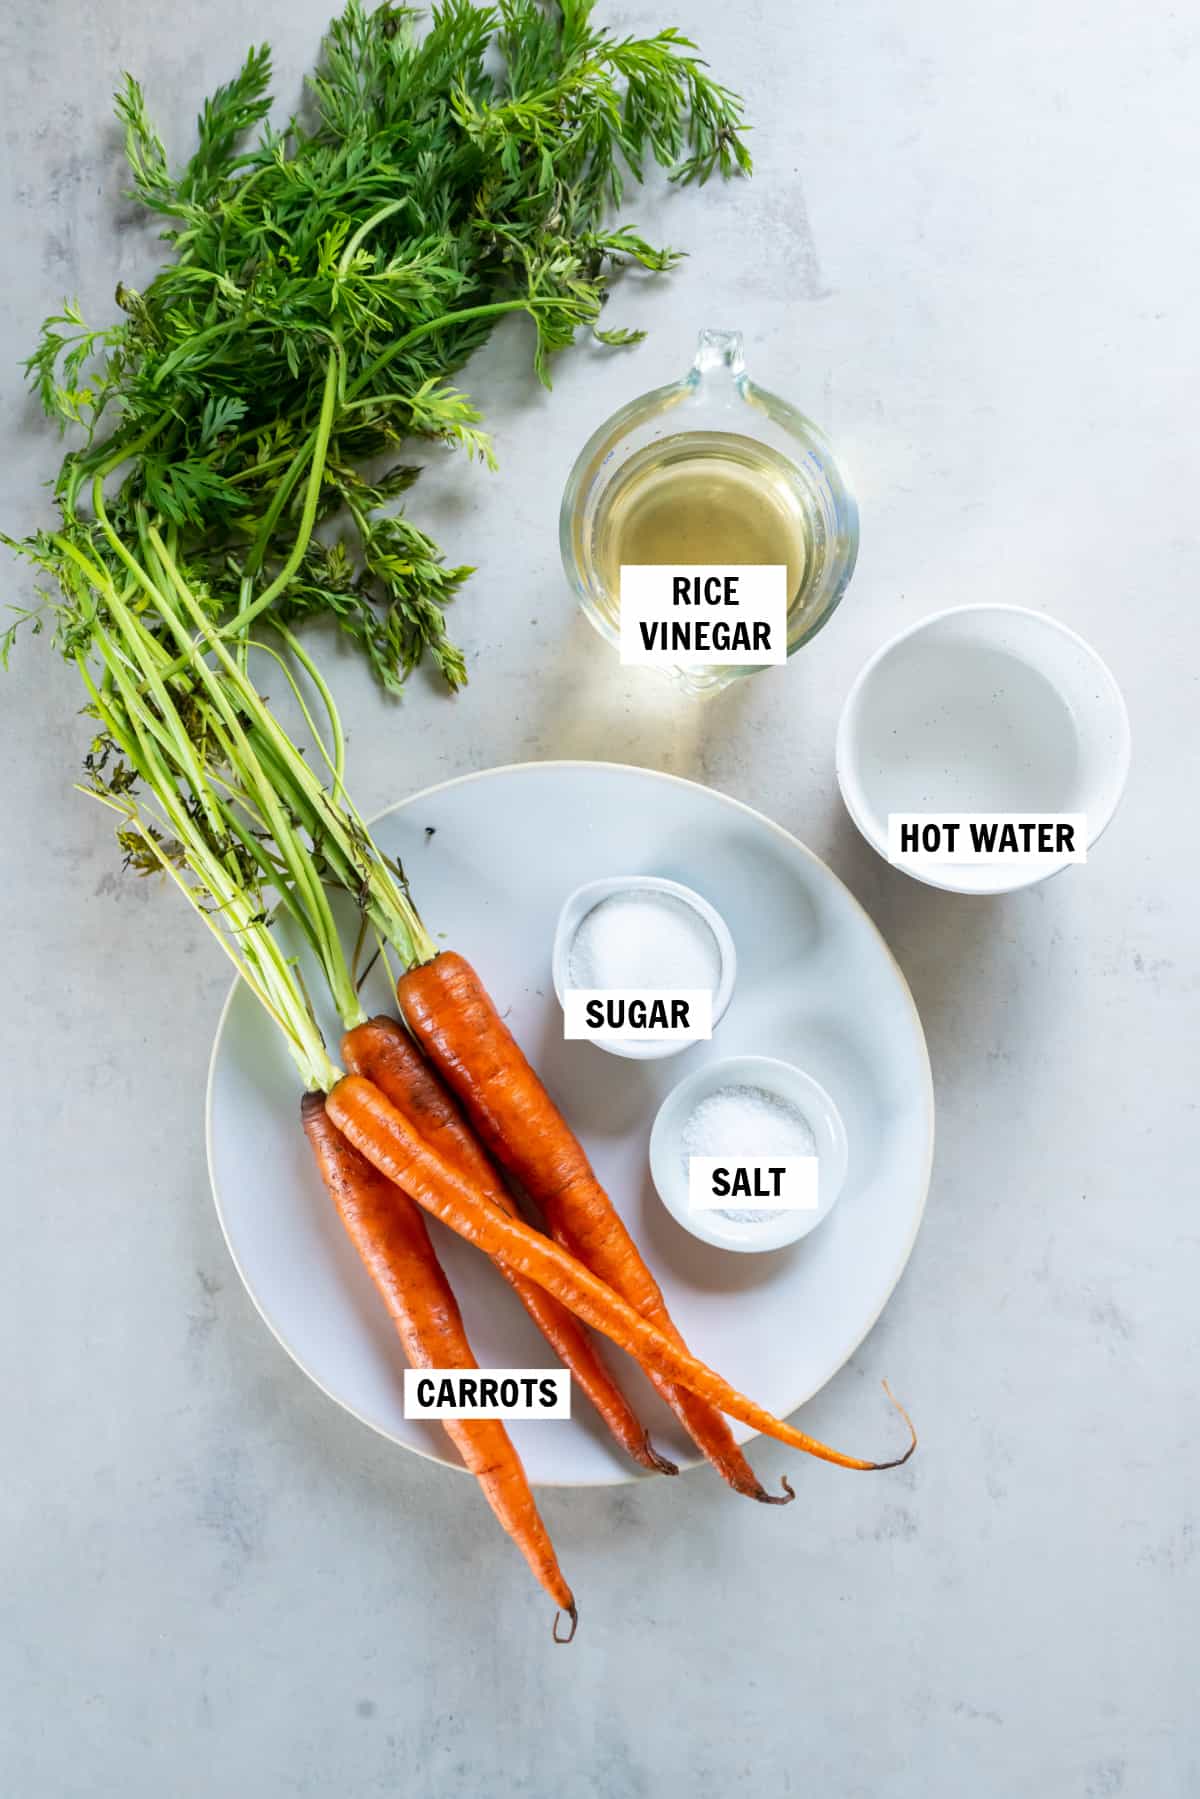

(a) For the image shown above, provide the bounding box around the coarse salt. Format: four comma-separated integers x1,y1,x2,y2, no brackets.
681,1084,816,1223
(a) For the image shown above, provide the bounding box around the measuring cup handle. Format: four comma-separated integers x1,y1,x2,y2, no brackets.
690,328,747,385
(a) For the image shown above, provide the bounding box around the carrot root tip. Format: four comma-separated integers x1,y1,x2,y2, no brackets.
754,1474,796,1506
872,1379,918,1469
645,1442,679,1477
552,1603,579,1644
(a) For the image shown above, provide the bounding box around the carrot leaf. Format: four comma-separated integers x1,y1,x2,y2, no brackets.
13,0,750,691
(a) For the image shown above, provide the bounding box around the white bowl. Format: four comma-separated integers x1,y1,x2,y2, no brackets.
551,875,737,1061
648,1055,849,1253
835,604,1131,895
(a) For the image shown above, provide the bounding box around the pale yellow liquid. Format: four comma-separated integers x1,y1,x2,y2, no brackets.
591,431,810,636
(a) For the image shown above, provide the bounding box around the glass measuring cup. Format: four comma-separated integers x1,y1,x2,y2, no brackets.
560,329,859,694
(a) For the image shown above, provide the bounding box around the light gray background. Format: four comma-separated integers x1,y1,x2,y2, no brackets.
1,2,1195,1793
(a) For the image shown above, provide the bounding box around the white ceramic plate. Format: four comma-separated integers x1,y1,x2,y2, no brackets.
207,762,933,1487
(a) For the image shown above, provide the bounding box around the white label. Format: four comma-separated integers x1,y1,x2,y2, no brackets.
563,988,713,1044
404,1369,571,1420
619,565,788,667
688,1157,820,1212
887,813,1088,868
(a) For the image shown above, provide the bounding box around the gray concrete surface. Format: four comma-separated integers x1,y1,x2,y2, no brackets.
1,2,1196,1793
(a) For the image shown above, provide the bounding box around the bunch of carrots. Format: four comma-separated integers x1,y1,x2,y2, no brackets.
10,498,914,1639
7,3,914,1636
328,978,915,1638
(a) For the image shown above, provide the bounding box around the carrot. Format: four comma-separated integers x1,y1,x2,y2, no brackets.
300,1091,577,1640
396,952,791,1502
343,1015,675,1476
326,1075,916,1474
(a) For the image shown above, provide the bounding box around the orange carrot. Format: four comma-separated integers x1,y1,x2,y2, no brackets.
300,1091,577,1639
326,1075,916,1474
397,952,791,1502
343,1015,674,1476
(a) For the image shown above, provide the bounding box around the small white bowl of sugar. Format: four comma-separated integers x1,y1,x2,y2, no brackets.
552,875,736,1061
649,1056,849,1252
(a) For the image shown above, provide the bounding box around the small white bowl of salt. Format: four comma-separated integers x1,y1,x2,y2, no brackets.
649,1056,849,1253
552,875,736,1061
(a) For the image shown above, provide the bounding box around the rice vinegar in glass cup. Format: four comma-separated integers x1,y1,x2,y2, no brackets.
560,329,859,694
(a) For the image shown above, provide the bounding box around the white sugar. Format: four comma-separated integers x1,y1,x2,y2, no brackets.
568,890,721,992
681,1084,816,1223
